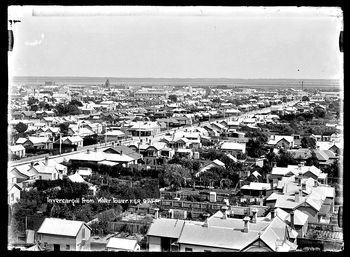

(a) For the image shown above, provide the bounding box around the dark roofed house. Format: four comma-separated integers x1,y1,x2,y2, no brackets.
103,145,142,160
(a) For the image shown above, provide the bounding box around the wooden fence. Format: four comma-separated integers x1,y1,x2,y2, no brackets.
107,220,152,234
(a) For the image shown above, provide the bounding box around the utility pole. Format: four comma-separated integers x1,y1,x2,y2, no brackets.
59,133,62,155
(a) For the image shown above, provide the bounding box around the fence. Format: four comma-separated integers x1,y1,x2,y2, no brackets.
307,222,342,232
297,238,343,251
107,220,152,234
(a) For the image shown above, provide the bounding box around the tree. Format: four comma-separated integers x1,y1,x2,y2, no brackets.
14,122,28,133
313,108,326,118
59,122,70,136
69,99,83,107
38,101,51,110
30,104,38,111
276,150,297,167
55,102,81,116
301,136,316,149
246,131,269,158
321,160,339,178
163,164,191,190
305,151,319,167
168,94,178,102
212,97,222,104
27,96,38,106
302,96,310,101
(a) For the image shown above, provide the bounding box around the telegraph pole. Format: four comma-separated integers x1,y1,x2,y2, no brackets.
59,133,62,155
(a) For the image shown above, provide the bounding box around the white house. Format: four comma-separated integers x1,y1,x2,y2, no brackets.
9,144,26,158
8,183,22,205
220,142,246,155
37,218,92,251
106,238,140,252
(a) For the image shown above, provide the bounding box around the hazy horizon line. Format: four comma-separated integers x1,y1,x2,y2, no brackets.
12,76,340,81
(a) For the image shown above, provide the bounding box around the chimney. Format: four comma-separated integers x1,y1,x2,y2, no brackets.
290,211,295,229
45,156,49,166
295,191,300,202
251,208,258,223
272,162,277,168
202,218,209,227
221,205,228,219
243,216,250,233
301,182,306,191
30,161,34,168
314,180,318,187
169,209,174,219
154,208,159,219
271,208,275,219
86,149,90,154
120,150,123,155
94,147,97,152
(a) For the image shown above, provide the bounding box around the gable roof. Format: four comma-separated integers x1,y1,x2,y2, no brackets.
106,238,139,251
220,142,246,151
37,218,91,237
241,182,271,191
177,223,259,251
147,218,186,239
68,173,86,183
9,145,25,152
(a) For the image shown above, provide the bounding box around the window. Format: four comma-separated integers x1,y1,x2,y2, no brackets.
204,250,212,252
185,248,193,252
82,228,85,239
11,193,14,202
66,245,70,250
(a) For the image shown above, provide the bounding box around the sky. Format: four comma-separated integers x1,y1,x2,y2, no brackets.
8,6,343,79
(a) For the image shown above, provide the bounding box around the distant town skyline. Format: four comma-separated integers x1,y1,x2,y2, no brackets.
8,6,343,80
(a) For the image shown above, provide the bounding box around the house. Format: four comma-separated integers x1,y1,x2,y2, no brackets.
247,171,263,182
262,208,309,238
69,149,138,168
196,159,225,177
310,134,331,142
56,136,84,148
103,130,126,143
37,218,92,251
240,182,271,197
269,164,325,182
210,122,226,132
176,148,194,159
267,135,294,149
103,145,142,161
8,164,33,184
265,187,329,224
290,149,338,166
147,209,298,252
106,238,140,252
9,144,26,158
8,183,22,205
18,137,53,150
316,141,341,155
147,218,199,252
128,121,161,139
175,116,192,126
84,123,103,134
27,162,62,180
220,142,246,155
68,173,88,184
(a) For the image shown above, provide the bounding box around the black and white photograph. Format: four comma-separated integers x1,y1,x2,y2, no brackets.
7,6,343,252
